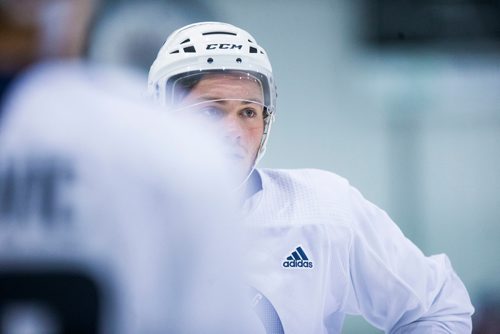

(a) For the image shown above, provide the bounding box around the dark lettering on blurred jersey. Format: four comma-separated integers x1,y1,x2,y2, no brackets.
0,157,74,226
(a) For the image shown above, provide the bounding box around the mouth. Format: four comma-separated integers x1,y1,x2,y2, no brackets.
222,143,246,160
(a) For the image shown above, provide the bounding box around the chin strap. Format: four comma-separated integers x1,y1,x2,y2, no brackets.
234,163,257,193
234,112,274,193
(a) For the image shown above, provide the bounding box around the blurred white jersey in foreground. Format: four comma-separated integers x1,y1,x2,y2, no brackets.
0,61,247,334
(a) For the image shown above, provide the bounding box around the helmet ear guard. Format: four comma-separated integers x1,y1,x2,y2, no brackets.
148,22,277,172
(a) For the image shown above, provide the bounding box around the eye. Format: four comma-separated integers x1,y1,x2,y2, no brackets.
196,106,224,121
240,108,258,119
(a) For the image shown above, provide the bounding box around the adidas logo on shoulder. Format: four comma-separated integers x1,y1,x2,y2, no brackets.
282,246,313,268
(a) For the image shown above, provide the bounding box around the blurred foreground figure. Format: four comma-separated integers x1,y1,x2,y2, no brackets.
0,61,248,333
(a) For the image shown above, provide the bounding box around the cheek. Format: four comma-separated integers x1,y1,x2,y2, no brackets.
243,127,264,152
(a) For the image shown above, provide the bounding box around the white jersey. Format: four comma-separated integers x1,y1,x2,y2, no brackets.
244,168,474,334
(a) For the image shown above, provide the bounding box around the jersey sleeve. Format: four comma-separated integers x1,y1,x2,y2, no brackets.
343,185,474,333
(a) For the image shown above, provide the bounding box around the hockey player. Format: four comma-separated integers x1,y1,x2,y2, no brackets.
148,22,474,333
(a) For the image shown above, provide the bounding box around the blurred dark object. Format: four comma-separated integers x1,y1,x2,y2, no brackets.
0,2,37,104
362,0,500,50
0,0,98,116
0,268,102,334
472,292,500,334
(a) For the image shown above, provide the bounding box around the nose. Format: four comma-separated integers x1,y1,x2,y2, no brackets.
222,114,243,143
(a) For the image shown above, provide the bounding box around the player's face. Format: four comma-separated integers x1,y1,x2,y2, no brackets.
179,73,265,177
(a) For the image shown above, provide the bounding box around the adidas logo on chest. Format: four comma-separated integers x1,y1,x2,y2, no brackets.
282,246,313,268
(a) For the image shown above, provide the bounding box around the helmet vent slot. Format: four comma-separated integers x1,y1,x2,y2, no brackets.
202,31,237,36
249,47,258,53
183,46,196,53
170,50,179,54
180,38,191,44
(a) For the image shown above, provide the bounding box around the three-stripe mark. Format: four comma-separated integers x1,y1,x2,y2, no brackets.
286,246,309,261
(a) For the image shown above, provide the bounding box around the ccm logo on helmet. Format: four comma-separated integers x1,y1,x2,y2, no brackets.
206,44,243,50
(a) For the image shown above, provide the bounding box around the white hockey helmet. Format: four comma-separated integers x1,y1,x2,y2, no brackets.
148,21,277,167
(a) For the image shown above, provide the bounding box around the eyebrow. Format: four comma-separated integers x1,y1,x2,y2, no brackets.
190,95,264,105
